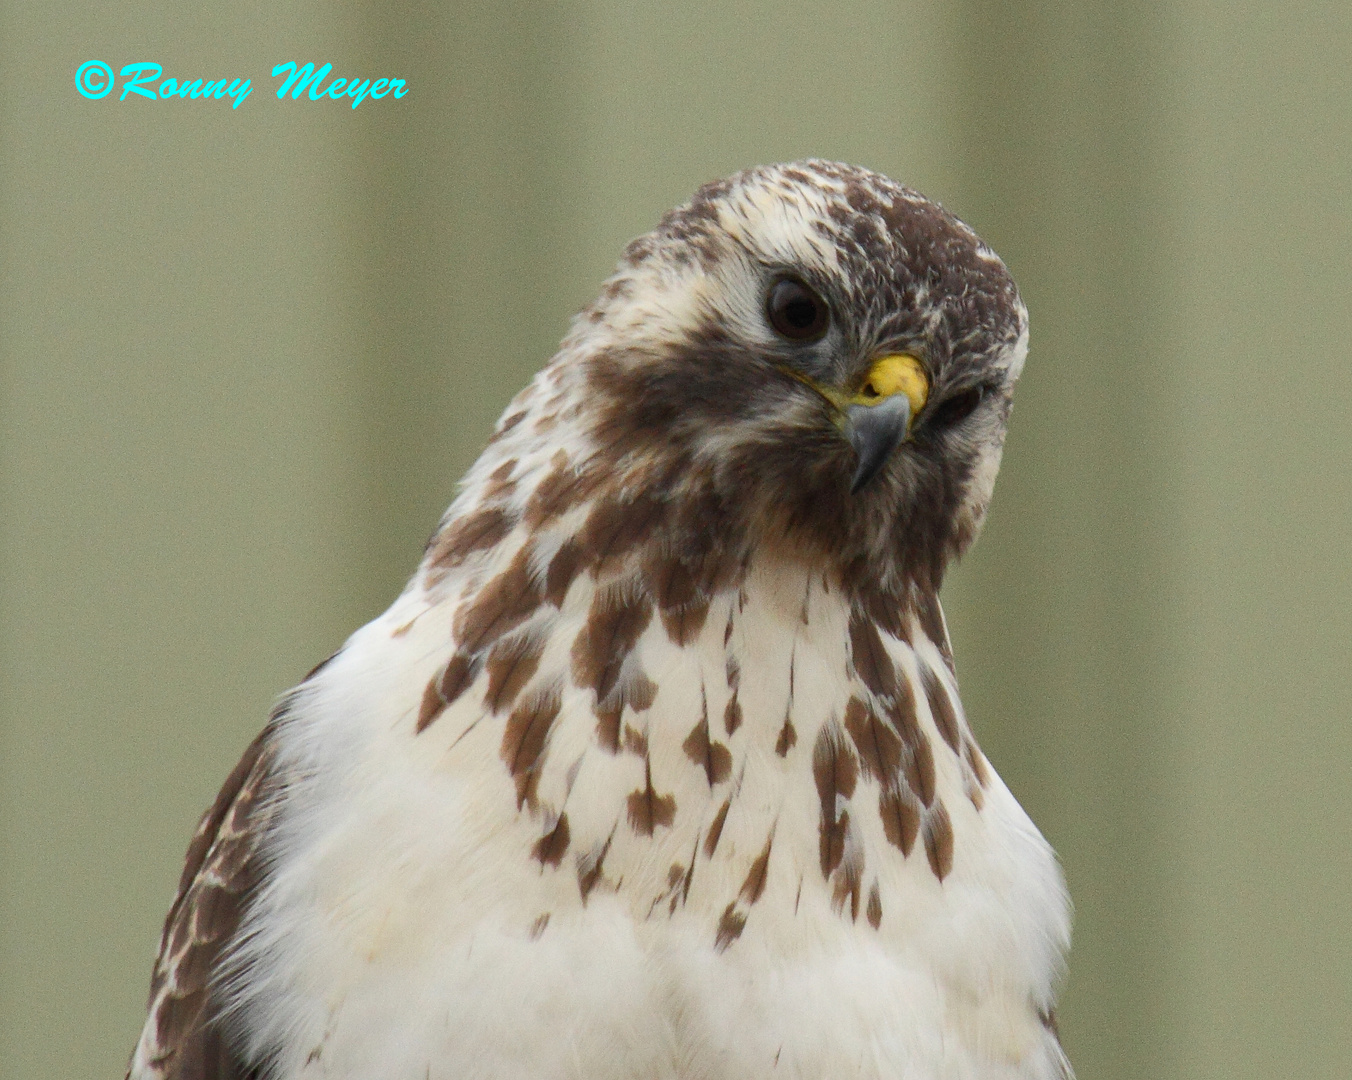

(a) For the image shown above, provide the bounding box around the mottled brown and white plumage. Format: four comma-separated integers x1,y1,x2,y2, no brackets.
129,161,1072,1080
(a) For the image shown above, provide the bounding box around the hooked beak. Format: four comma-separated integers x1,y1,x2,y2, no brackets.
847,394,913,493
774,351,929,494
844,353,929,493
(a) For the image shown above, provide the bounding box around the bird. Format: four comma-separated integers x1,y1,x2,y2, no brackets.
128,160,1072,1080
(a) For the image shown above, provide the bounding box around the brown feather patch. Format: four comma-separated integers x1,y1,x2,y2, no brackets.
920,661,961,752
904,730,937,808
682,715,732,787
544,539,585,606
578,491,664,571
842,695,902,783
572,584,654,703
879,784,921,856
739,831,774,906
524,451,602,526
704,797,732,858
831,848,864,922
500,687,563,810
531,812,570,868
848,609,899,700
923,801,955,881
427,504,513,574
915,589,954,672
417,650,483,733
622,723,648,757
417,677,447,733
484,632,545,714
965,737,991,787
626,756,677,836
812,722,858,878
722,692,743,736
577,828,616,904
714,904,747,951
649,553,711,646
455,546,544,654
595,669,657,753
137,724,280,1079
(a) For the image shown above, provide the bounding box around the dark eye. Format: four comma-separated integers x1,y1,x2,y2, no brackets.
929,385,986,428
766,278,830,342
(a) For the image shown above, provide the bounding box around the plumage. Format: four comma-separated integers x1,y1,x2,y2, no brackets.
129,161,1072,1080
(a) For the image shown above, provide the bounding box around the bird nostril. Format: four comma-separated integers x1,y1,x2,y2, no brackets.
862,382,879,399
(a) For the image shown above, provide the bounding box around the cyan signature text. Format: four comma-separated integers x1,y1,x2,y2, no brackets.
75,61,410,110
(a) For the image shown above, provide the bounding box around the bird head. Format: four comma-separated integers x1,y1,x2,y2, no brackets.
512,162,1028,605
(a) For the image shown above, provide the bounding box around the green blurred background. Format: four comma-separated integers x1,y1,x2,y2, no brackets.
2,1,1350,1077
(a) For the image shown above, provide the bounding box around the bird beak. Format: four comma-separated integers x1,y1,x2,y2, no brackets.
847,394,912,493
845,353,929,493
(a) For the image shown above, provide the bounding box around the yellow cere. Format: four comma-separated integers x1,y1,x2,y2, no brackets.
854,353,929,416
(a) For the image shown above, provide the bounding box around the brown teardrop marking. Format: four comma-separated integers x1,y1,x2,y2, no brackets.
848,609,899,700
915,589,955,674
524,450,602,527
903,730,937,808
455,545,544,655
842,696,902,783
572,584,654,704
723,692,743,736
714,905,747,951
831,850,863,922
964,738,991,787
426,504,514,575
487,409,525,444
923,802,955,881
484,632,545,714
920,661,961,753
577,827,616,904
713,830,774,951
531,813,570,868
650,553,711,646
704,797,732,858
774,715,797,757
682,715,732,787
879,784,921,857
417,678,445,733
739,831,774,907
723,655,743,735
594,670,657,753
664,844,698,917
544,539,585,607
626,755,677,836
812,723,858,878
622,724,648,757
483,459,518,501
501,687,563,811
416,651,481,733
866,882,882,929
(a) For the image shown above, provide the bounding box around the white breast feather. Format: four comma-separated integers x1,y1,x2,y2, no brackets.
220,544,1070,1080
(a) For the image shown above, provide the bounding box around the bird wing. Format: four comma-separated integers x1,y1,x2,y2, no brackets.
127,722,280,1080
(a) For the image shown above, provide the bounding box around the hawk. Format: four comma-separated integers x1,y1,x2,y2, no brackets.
129,161,1072,1080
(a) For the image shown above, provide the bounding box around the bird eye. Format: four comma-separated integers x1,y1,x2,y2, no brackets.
766,278,830,342
929,385,986,428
